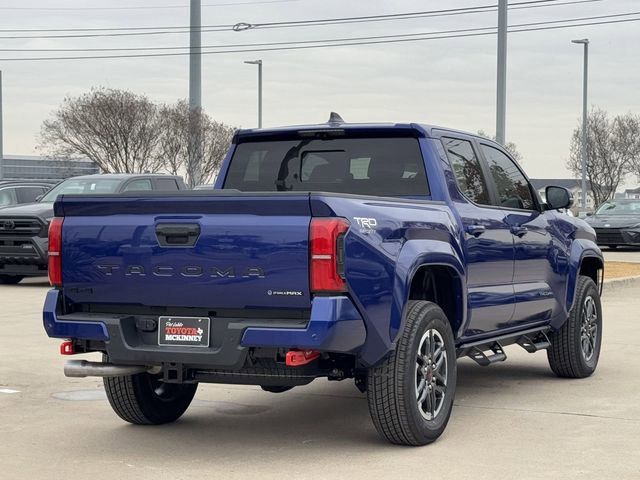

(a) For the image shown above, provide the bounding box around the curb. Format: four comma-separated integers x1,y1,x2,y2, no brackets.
603,275,640,293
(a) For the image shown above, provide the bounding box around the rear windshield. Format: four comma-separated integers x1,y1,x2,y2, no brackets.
223,137,429,197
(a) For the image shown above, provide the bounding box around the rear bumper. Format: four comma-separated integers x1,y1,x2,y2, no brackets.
43,290,366,369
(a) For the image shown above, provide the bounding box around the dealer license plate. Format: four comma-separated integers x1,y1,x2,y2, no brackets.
158,316,210,347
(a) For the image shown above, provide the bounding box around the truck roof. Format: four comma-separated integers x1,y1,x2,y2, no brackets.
65,173,181,181
234,116,499,147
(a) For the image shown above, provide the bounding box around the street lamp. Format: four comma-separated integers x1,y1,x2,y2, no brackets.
244,60,262,128
572,38,589,216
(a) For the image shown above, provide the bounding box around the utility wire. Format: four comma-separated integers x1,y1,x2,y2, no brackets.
0,0,299,11
0,0,603,38
0,16,637,62
0,11,635,53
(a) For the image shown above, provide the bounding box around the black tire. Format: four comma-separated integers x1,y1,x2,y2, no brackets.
260,385,293,393
0,275,24,285
547,275,602,378
103,366,198,425
367,301,457,446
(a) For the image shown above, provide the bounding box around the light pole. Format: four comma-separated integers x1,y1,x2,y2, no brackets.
0,70,4,180
572,38,589,215
244,60,262,128
189,0,202,186
496,0,508,145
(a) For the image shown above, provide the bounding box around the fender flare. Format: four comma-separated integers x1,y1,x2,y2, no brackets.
390,239,467,343
565,238,604,313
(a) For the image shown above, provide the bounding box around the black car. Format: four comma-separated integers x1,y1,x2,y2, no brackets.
586,199,640,248
0,181,54,209
0,173,187,284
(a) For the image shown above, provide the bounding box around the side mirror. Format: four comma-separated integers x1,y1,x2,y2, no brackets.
545,186,573,210
586,212,593,217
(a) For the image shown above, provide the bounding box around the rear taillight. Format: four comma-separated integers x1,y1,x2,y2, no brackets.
310,217,349,293
48,217,63,287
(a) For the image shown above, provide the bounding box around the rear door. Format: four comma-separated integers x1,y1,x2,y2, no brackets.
478,142,559,326
438,134,515,337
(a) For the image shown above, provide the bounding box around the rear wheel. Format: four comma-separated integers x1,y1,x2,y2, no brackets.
103,363,197,425
547,275,602,378
260,386,293,393
0,275,24,285
367,301,456,446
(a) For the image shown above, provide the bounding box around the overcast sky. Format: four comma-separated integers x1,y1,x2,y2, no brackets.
0,0,638,180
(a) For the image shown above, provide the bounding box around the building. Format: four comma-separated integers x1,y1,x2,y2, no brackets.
621,187,640,199
0,154,99,182
530,178,595,214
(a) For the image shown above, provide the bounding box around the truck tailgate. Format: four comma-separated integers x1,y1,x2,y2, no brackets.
57,193,312,310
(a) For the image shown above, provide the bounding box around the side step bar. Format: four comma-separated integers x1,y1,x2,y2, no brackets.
517,331,551,353
457,326,551,367
467,342,507,366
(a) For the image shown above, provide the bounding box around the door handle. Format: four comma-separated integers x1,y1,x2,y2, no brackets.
466,225,486,237
511,226,528,237
155,223,200,247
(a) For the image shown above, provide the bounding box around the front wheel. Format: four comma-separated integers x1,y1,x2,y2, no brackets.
367,301,457,446
103,367,198,425
547,275,602,378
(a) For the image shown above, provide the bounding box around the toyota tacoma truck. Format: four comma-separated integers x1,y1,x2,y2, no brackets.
43,116,604,445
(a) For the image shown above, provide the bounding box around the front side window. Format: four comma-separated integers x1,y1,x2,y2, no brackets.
16,186,48,203
122,179,153,192
442,137,490,205
481,144,535,210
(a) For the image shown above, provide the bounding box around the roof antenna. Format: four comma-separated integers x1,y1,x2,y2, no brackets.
327,112,345,125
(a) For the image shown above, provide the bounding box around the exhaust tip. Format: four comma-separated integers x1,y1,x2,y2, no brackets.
63,360,150,378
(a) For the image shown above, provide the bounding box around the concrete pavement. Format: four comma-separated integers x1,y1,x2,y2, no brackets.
603,248,640,263
1,278,639,480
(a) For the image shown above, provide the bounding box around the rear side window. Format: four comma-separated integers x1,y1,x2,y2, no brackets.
154,178,180,191
223,137,429,197
480,144,535,210
442,137,491,205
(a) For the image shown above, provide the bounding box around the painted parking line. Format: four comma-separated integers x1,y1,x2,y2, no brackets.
0,388,20,394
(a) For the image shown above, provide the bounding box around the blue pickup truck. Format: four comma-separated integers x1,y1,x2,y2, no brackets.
43,116,604,445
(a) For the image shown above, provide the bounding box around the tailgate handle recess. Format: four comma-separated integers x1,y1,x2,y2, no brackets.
155,223,200,247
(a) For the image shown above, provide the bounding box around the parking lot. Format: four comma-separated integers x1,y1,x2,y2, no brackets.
1,267,639,480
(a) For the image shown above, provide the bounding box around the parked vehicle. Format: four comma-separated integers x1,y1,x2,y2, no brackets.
0,181,54,209
43,117,604,445
585,199,640,248
0,173,186,284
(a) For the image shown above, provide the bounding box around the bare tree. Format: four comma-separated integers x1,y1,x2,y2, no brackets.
39,88,165,173
566,108,640,206
159,101,236,187
477,130,523,163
